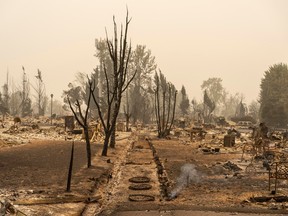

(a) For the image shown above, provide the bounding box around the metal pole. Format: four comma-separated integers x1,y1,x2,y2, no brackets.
66,141,74,192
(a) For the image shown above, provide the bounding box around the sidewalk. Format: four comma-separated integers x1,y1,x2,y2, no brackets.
114,210,286,216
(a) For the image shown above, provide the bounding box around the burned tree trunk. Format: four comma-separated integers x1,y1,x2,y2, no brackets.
108,12,136,149
168,89,177,132
154,82,161,136
109,126,116,148
203,90,215,123
102,130,111,156
154,71,177,138
67,88,92,168
83,127,92,162
90,11,136,155
90,66,114,156
165,85,172,130
124,90,131,132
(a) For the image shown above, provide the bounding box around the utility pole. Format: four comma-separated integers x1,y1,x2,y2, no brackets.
50,94,53,125
36,69,43,116
22,66,27,117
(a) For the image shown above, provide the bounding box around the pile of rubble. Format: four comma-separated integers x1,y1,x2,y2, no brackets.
0,116,80,147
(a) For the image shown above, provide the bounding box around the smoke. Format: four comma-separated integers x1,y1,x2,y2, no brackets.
169,164,201,199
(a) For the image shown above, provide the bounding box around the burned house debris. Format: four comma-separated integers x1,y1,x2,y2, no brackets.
1,103,288,215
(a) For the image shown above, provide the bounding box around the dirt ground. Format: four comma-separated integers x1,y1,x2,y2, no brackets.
0,139,117,215
1,122,288,215
0,140,99,190
101,132,288,216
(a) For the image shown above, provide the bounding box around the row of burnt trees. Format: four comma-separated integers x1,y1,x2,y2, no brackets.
0,67,48,118
66,12,179,167
67,12,136,166
0,68,33,118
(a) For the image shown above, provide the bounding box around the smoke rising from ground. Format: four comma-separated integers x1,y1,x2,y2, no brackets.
170,163,202,199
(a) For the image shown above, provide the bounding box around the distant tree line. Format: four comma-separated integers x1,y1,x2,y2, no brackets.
0,67,64,119
191,77,260,124
191,62,288,128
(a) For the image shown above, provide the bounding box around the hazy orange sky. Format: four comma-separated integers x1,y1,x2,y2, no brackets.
1,0,288,104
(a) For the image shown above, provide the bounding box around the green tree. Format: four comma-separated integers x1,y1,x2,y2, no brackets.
191,99,204,123
1,72,10,117
203,90,215,121
259,63,288,127
248,100,260,122
201,78,225,110
63,71,94,112
129,45,156,124
179,85,190,116
63,83,84,111
235,100,247,118
22,97,33,117
0,93,7,117
10,90,22,116
221,92,242,119
1,85,9,117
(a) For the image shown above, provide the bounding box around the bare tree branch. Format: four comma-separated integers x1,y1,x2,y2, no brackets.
122,69,137,93
67,96,84,128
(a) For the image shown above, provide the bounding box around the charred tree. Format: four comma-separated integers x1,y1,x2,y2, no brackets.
108,12,136,148
21,66,33,117
90,11,136,156
154,71,177,138
203,90,215,122
31,69,47,116
1,72,10,119
123,90,131,132
89,66,115,156
67,85,92,168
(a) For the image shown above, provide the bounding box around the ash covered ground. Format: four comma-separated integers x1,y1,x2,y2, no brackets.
1,116,288,215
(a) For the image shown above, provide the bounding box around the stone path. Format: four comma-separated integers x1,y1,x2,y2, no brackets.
92,135,162,215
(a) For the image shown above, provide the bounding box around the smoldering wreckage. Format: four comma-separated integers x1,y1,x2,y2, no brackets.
1,115,288,215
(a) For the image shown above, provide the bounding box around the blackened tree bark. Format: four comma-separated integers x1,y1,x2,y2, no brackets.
168,88,177,133
179,85,190,116
154,73,161,136
106,11,136,149
123,90,131,132
31,69,47,116
203,90,215,122
90,11,136,156
89,66,114,156
154,71,177,138
67,85,92,168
